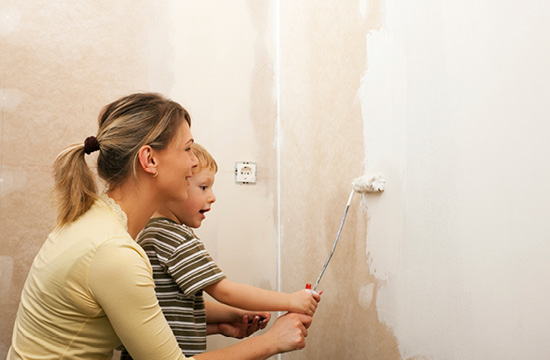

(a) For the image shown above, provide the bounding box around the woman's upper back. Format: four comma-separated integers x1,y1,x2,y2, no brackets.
8,198,155,359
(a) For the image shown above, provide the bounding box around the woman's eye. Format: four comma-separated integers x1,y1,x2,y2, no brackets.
185,147,192,152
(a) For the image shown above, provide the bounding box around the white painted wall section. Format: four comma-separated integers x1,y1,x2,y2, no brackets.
358,0,550,358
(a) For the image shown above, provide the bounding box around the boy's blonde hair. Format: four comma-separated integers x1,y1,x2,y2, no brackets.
191,143,218,173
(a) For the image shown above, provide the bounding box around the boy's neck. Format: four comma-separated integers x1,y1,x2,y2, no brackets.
153,208,182,225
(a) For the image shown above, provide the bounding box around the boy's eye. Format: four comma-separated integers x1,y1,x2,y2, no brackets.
200,186,207,190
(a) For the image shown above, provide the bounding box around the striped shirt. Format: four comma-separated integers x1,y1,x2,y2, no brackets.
128,217,225,357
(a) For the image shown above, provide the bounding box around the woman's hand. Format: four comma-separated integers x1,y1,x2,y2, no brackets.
262,312,313,353
195,312,314,360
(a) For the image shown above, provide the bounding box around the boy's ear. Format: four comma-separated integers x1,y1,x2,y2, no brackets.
137,145,158,177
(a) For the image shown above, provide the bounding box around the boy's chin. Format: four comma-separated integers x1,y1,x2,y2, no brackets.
188,219,202,229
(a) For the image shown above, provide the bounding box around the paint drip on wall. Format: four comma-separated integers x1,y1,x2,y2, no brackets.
358,282,375,309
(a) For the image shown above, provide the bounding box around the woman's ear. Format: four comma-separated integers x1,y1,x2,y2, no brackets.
137,145,158,177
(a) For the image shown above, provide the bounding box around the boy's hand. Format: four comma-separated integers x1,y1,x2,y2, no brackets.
289,289,321,316
218,312,271,338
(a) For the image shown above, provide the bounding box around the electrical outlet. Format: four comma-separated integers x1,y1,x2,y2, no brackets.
235,162,257,184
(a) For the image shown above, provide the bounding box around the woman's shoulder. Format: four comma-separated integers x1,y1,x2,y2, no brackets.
52,199,138,259
77,201,131,239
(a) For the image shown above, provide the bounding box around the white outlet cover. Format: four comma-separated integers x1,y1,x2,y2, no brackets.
235,162,257,184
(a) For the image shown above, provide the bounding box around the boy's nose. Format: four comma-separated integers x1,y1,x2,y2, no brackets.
209,193,216,203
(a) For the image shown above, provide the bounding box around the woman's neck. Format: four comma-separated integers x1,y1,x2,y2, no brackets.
107,180,160,239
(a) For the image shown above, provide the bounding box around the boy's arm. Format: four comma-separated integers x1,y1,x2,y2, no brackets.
204,278,320,316
205,300,242,323
205,300,269,324
205,301,270,338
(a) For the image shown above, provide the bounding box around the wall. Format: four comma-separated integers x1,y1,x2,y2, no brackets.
279,0,550,359
2,1,550,359
357,0,550,358
278,1,400,359
0,0,278,356
1,1,152,355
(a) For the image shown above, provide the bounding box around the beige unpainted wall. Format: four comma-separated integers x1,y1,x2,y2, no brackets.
1,1,396,358
278,1,399,359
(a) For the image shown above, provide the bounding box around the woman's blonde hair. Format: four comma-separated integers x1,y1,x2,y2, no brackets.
191,143,218,173
53,93,191,227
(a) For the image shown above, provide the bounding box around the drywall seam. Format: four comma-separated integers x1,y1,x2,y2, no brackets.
275,0,282,296
275,2,282,360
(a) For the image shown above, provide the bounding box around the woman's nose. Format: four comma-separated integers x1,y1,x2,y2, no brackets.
190,150,199,167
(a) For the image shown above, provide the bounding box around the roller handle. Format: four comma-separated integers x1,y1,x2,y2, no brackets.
305,283,322,296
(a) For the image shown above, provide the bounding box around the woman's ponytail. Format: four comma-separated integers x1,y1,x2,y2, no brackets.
53,143,98,227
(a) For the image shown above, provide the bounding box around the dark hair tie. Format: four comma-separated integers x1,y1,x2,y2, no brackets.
84,136,100,155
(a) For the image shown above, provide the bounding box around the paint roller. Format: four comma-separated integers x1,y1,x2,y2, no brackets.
306,175,385,294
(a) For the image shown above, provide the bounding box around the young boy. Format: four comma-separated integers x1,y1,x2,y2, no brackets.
122,143,320,358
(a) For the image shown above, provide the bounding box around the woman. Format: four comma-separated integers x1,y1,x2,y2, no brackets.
7,93,312,360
